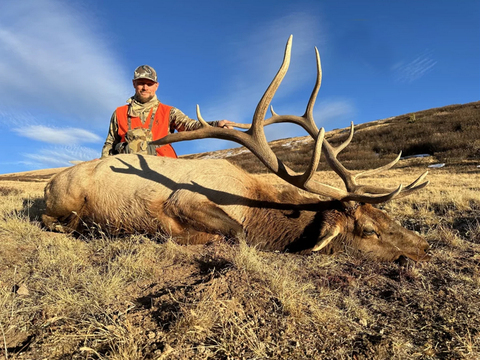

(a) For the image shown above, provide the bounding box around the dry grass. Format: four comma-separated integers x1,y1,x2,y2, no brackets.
1,166,479,359
1,101,480,359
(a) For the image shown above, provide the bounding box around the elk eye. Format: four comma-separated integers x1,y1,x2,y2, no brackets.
363,228,377,237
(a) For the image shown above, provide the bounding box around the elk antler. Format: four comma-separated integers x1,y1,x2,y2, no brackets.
319,122,429,201
151,35,428,203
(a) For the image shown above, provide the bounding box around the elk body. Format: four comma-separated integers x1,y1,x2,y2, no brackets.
42,36,430,261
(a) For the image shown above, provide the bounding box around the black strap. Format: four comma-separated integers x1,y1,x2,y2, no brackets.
149,107,156,131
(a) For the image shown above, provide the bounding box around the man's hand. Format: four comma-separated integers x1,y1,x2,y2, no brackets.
217,120,234,129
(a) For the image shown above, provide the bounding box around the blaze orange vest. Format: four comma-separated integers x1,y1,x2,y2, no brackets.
116,103,177,158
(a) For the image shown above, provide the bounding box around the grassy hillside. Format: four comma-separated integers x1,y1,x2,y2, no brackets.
0,101,479,359
185,101,480,173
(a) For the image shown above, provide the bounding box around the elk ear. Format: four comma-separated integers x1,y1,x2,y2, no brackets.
312,226,340,252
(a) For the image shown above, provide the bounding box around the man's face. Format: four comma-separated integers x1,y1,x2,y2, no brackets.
133,79,159,103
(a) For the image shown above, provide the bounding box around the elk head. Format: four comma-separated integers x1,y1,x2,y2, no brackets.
151,35,430,261
300,202,429,261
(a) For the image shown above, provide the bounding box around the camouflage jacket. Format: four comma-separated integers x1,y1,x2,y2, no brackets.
101,96,219,158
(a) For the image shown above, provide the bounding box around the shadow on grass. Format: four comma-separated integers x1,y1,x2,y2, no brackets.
21,197,46,221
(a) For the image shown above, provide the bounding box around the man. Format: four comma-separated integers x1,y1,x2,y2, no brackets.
101,65,232,158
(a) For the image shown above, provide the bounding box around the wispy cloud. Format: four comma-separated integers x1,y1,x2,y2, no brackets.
233,12,328,98
314,99,356,127
207,12,326,121
13,125,102,145
0,0,130,128
392,50,437,83
21,146,100,169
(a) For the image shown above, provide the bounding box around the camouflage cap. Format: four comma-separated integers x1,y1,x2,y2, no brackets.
133,65,157,82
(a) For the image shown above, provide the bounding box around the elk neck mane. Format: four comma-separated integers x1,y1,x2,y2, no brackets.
241,183,349,254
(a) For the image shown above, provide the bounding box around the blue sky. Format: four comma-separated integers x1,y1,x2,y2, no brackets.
0,0,478,174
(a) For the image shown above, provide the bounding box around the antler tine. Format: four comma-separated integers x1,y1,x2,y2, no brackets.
196,106,211,127
330,122,355,155
376,171,429,199
355,152,402,180
263,44,322,137
359,172,429,201
232,42,323,137
299,128,325,187
304,47,322,119
342,185,403,204
391,180,429,200
405,171,429,190
330,168,429,198
320,124,358,192
250,35,293,139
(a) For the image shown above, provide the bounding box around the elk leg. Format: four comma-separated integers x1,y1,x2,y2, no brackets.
42,210,83,233
163,192,244,241
42,214,65,232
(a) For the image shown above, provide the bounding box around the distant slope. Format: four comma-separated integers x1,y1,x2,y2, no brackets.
0,167,68,182
185,101,480,173
1,101,479,181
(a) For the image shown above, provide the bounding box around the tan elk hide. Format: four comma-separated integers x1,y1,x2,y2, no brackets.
43,36,430,262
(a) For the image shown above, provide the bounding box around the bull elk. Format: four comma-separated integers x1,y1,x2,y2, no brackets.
42,36,430,261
